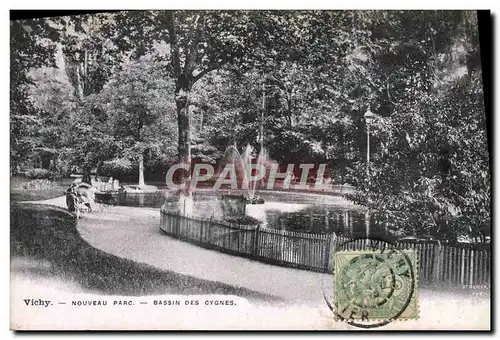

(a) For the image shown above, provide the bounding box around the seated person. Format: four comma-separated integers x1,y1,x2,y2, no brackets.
66,183,98,214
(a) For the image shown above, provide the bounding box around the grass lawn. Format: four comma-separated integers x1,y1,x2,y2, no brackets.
10,176,74,202
10,203,279,301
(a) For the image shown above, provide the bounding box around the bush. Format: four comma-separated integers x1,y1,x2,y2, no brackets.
100,158,136,181
25,168,55,180
20,179,55,191
10,178,66,201
54,158,74,177
224,215,261,225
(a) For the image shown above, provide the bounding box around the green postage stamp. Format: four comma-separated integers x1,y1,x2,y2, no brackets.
333,248,419,326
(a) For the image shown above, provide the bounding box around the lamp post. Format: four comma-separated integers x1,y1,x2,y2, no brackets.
363,108,375,238
364,108,375,186
260,82,265,154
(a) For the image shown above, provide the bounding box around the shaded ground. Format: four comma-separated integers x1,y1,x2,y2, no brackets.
10,202,279,302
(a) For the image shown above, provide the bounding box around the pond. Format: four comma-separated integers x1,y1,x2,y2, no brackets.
245,197,386,240
102,189,387,239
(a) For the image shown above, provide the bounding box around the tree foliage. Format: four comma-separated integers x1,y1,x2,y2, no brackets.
10,18,58,172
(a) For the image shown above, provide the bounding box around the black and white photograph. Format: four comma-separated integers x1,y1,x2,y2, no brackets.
9,9,491,330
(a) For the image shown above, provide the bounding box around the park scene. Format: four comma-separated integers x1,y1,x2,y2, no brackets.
10,10,490,329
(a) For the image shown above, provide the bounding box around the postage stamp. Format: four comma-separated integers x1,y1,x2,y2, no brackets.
333,246,419,328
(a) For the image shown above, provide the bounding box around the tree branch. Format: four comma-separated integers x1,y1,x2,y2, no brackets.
165,11,181,77
183,13,206,75
428,22,441,87
192,62,220,84
384,72,397,106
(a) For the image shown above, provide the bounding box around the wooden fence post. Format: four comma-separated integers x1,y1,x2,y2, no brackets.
279,229,284,262
432,243,442,283
176,210,181,236
460,248,465,286
252,225,261,257
432,244,441,283
469,250,475,287
200,218,204,242
325,232,336,273
208,216,213,243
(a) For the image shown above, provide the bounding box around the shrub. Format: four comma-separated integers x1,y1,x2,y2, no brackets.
10,178,66,201
20,179,55,191
25,168,54,180
54,158,74,177
100,158,136,181
223,215,261,225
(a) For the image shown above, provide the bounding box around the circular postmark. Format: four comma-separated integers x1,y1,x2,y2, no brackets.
327,238,418,329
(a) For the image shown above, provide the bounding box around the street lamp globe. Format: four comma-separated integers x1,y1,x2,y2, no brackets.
364,107,375,124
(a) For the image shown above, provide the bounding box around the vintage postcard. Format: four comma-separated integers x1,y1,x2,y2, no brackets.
10,9,491,330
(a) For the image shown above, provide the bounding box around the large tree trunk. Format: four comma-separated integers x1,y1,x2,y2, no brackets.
138,154,145,187
175,76,193,214
41,153,51,169
176,79,192,194
165,11,207,215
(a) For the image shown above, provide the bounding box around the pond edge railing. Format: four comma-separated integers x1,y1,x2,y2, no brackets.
159,209,490,288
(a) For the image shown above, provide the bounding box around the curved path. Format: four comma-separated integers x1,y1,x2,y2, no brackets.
29,196,331,305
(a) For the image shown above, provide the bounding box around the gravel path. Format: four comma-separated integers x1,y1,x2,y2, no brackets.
27,196,330,305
